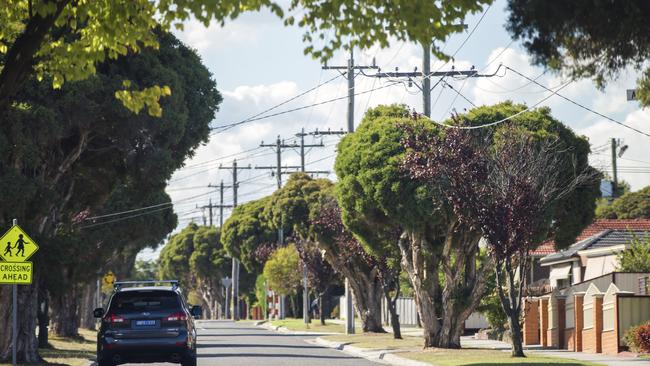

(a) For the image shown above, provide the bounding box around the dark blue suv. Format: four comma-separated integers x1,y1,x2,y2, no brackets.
94,281,201,366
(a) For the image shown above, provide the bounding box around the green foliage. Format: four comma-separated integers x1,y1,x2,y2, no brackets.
265,173,333,238
506,0,650,107
0,0,277,110
477,289,508,334
288,0,492,62
335,104,436,256
262,244,301,296
158,224,230,295
132,260,159,281
254,274,268,315
616,234,650,272
596,186,650,219
221,196,275,271
0,0,491,110
624,321,650,353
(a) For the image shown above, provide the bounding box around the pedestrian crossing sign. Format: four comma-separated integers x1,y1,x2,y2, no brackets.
0,225,39,262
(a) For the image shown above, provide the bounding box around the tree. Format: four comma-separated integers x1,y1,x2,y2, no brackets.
159,224,231,319
335,104,491,348
506,1,650,106
403,104,600,356
221,196,275,272
263,244,302,316
132,260,159,281
0,30,219,362
295,240,336,325
617,234,650,272
597,186,650,219
0,0,491,109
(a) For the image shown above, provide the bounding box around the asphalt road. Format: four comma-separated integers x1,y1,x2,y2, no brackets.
129,320,381,366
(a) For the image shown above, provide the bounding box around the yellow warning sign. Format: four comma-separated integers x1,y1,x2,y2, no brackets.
0,262,33,284
103,271,116,286
0,225,39,262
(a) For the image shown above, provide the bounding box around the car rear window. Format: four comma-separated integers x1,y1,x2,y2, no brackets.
110,290,181,312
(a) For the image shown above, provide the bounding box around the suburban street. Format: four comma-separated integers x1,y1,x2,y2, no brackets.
170,321,379,366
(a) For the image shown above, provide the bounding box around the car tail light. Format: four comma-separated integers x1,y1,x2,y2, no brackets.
106,314,125,323
164,312,187,322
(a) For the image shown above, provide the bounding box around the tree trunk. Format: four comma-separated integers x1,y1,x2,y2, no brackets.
508,311,525,357
79,282,97,330
289,295,297,319
37,286,49,348
318,294,325,325
398,229,490,348
50,286,80,337
322,251,385,333
384,284,401,339
0,279,41,363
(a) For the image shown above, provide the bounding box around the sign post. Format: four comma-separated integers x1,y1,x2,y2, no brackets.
0,219,39,366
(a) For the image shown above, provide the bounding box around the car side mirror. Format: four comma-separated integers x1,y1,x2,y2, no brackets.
191,305,202,319
93,308,104,318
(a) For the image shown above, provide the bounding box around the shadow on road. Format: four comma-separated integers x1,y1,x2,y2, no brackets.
198,353,359,359
197,343,323,349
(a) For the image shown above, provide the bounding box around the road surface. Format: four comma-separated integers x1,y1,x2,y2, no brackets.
127,320,381,366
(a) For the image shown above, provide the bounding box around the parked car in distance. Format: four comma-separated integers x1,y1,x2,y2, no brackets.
94,280,202,366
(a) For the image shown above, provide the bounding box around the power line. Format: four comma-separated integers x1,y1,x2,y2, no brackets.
210,74,342,134
83,188,219,221
504,65,650,138
429,79,574,130
210,81,402,133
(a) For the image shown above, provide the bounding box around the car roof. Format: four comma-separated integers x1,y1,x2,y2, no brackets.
117,286,177,292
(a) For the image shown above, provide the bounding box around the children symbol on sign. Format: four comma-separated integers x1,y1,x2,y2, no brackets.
14,234,28,257
3,241,12,257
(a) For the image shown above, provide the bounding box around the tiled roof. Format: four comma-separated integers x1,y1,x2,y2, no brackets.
530,219,650,256
539,226,650,264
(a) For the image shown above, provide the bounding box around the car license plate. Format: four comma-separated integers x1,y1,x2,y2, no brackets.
135,320,156,327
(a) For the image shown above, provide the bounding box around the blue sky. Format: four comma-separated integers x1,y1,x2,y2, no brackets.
137,0,650,260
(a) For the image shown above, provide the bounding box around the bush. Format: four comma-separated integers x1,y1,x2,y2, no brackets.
624,321,650,353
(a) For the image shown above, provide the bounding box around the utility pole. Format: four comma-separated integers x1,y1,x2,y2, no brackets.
207,180,233,227
218,159,252,321
197,198,216,227
422,42,431,117
257,134,328,320
323,48,378,132
611,138,618,198
610,138,629,198
369,66,479,118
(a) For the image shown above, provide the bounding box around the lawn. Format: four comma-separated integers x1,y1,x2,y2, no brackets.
0,329,96,366
269,318,349,333
402,349,605,366
322,333,604,366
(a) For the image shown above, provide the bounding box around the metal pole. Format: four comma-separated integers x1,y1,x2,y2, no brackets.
208,198,213,227
300,128,305,172
219,181,224,227
422,42,431,117
345,278,355,334
611,138,618,198
347,49,355,133
232,160,239,321
12,218,18,366
303,267,309,324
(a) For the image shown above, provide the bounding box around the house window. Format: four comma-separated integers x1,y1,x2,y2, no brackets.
556,276,571,289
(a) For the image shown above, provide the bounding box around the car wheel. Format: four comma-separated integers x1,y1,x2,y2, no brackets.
181,354,197,366
97,356,113,366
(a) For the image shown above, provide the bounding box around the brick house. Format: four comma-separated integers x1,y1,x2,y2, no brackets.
522,219,650,355
536,219,650,289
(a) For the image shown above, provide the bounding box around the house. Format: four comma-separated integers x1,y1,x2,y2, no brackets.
532,219,650,289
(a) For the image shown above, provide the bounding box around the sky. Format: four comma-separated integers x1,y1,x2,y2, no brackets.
137,0,650,261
